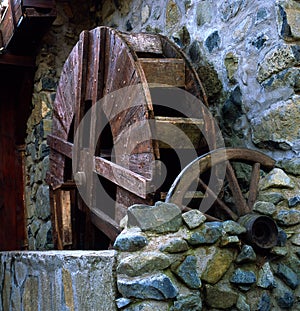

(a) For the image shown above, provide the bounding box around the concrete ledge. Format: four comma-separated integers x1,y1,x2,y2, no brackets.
0,250,117,311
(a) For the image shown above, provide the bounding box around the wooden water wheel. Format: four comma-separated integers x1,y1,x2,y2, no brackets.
47,26,213,249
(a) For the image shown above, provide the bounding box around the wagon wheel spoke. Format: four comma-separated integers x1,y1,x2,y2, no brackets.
247,162,261,210
198,177,238,221
166,148,276,222
225,161,250,216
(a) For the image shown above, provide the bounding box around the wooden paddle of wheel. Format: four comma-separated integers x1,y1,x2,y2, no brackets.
46,26,213,249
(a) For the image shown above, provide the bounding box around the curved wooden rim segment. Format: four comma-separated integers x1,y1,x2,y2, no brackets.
165,147,276,218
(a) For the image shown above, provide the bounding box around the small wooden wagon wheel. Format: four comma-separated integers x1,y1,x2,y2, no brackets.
165,148,278,248
47,26,214,249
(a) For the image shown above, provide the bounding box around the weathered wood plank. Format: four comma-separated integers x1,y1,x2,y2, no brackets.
94,155,150,198
121,32,162,54
248,162,261,210
0,54,35,67
47,134,73,158
22,0,55,8
139,58,185,87
154,116,204,149
225,161,250,216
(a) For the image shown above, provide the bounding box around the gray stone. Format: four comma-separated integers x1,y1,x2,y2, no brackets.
277,4,300,41
288,195,300,207
205,282,238,309
141,5,150,24
159,238,189,253
117,252,171,277
171,292,202,311
36,185,50,220
291,233,300,246
257,292,271,311
251,97,300,152
14,261,28,287
275,263,299,289
11,284,21,311
220,235,240,246
230,268,257,285
201,248,235,285
277,228,288,246
220,0,245,22
114,228,148,252
116,297,131,309
235,245,257,264
275,209,300,226
258,192,284,205
117,273,178,300
281,157,300,176
223,220,246,235
257,262,276,289
124,300,170,311
173,255,201,289
127,202,182,233
205,31,220,53
253,201,276,216
259,168,295,190
35,220,52,249
196,1,213,26
271,246,288,257
23,276,39,311
236,294,250,311
257,45,300,83
182,210,206,229
187,222,222,245
166,0,181,30
277,291,294,309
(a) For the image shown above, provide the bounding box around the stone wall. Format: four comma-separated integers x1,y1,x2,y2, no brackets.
24,0,98,249
113,167,300,310
1,167,299,310
24,0,300,249
0,250,116,311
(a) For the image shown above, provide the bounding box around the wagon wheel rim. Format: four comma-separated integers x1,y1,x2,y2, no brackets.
165,148,276,221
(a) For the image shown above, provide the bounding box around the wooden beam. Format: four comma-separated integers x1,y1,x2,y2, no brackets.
47,134,150,198
139,58,185,87
154,116,204,149
47,134,73,159
0,53,35,67
94,156,150,199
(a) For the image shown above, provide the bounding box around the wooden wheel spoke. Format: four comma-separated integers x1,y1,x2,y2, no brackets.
248,162,261,211
198,178,238,221
225,161,250,216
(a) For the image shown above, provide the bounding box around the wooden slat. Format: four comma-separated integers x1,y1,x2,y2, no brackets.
248,162,261,210
139,58,185,87
90,208,121,242
225,161,250,216
0,54,35,67
47,134,73,158
94,155,150,199
22,0,55,8
154,116,204,149
121,33,163,54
